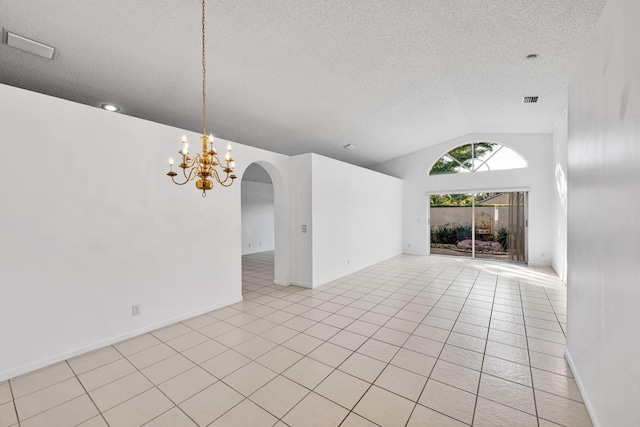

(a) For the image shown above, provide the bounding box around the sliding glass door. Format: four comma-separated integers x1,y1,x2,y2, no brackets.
508,192,526,262
429,191,527,262
429,193,474,258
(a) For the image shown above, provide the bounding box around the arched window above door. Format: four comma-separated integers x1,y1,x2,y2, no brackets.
429,142,527,175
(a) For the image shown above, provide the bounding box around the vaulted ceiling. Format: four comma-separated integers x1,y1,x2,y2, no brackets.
0,0,606,167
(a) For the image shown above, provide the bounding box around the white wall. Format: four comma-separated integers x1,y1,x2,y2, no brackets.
311,154,403,286
372,133,553,266
241,180,275,255
288,154,403,287
566,0,640,425
0,84,291,381
290,154,313,286
552,112,568,281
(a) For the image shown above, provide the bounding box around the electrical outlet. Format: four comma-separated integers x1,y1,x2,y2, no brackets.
302,225,307,233
132,305,140,316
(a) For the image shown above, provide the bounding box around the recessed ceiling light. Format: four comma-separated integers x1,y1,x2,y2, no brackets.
526,54,538,61
343,144,357,150
101,103,121,112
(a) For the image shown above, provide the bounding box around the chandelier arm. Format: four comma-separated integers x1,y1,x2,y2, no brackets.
211,154,233,172
210,164,230,182
209,156,224,175
211,167,234,186
171,164,200,185
183,166,200,182
170,175,194,186
210,167,223,183
181,167,189,180
180,155,202,177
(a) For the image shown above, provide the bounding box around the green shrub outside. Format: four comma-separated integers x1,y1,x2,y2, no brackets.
430,224,509,250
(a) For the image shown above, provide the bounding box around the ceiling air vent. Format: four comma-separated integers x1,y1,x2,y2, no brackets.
6,32,55,60
522,96,539,103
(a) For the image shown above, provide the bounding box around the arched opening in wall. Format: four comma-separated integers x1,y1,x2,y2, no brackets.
241,163,275,295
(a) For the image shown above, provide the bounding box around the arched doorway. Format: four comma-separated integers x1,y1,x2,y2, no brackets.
240,160,290,295
241,163,275,294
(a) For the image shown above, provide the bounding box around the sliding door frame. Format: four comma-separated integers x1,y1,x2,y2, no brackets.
426,187,529,263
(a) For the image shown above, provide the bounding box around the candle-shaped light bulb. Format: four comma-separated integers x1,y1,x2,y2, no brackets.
182,143,189,156
230,160,235,170
169,157,174,167
181,134,187,143
225,152,231,161
227,142,232,151
209,134,214,143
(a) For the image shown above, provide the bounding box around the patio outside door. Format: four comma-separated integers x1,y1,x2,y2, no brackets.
429,191,527,262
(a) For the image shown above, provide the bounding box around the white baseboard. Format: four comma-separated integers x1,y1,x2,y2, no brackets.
565,348,601,427
273,280,291,287
0,296,242,382
289,281,313,288
526,261,553,268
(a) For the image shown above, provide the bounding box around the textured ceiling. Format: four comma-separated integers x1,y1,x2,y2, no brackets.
0,0,606,167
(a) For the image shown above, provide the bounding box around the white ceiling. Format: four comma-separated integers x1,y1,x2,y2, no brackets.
0,0,606,167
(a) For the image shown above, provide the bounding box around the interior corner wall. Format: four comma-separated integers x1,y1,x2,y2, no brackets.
241,180,275,255
311,154,403,286
0,83,291,381
566,0,640,425
552,112,568,282
290,154,313,287
371,133,553,266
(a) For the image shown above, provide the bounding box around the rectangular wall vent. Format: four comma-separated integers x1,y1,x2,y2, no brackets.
522,96,539,103
6,32,55,60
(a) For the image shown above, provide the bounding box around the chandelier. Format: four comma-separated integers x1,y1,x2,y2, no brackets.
167,0,236,197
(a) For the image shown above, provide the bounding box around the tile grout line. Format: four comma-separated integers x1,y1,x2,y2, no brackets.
240,262,383,425
9,369,95,426
7,378,21,427
105,342,200,426
250,258,448,425
404,263,480,427
254,252,576,422
470,270,498,426
519,280,542,427
63,359,110,427
544,286,567,338
331,262,440,426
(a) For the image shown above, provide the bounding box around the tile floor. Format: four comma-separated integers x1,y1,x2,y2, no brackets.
0,251,592,427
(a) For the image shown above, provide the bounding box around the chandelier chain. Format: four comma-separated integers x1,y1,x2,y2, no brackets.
202,0,207,136
166,0,236,195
